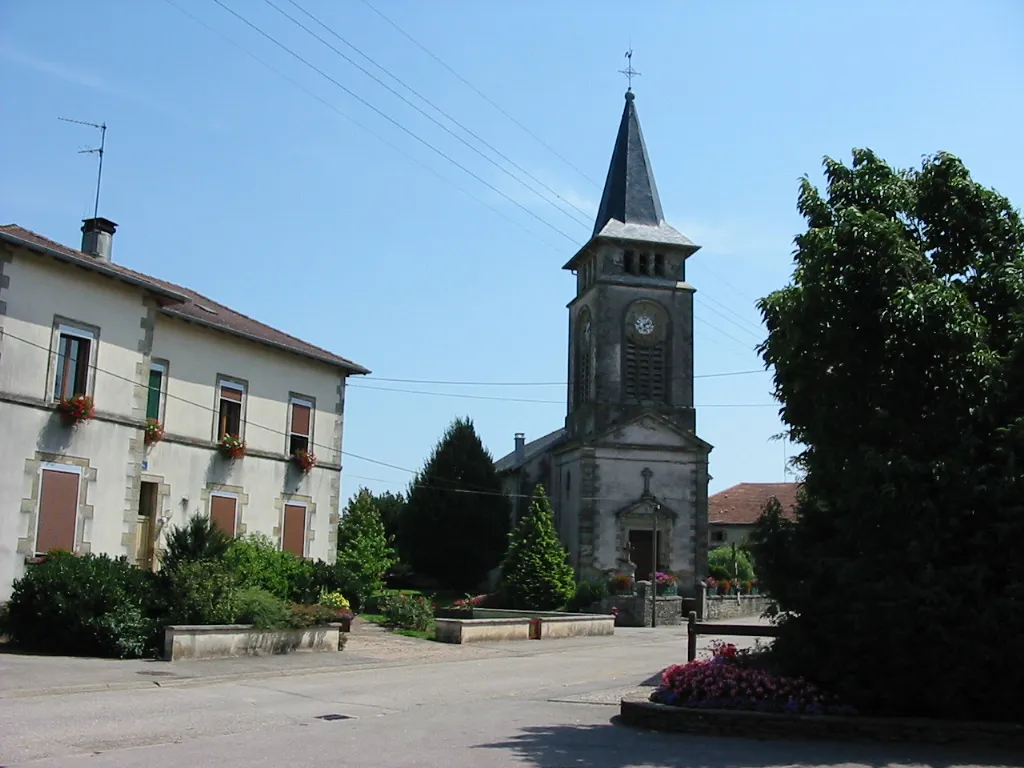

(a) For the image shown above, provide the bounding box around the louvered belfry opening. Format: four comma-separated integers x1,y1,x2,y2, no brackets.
624,341,666,402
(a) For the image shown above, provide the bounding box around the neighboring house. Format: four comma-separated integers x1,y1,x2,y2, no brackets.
708,482,799,549
495,90,713,598
0,219,368,601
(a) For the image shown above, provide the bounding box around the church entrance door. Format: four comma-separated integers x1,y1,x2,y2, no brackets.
628,529,660,583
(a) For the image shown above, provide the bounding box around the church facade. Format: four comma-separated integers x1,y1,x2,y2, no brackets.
494,90,712,598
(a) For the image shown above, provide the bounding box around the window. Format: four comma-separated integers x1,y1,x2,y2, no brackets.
639,252,650,275
288,397,313,455
623,250,636,274
711,530,726,544
36,465,81,555
217,380,245,440
146,363,165,421
654,253,666,277
53,325,93,401
624,341,667,402
282,502,307,557
574,309,593,407
209,493,238,536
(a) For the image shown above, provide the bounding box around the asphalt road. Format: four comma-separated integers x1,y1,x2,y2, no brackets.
0,625,1015,768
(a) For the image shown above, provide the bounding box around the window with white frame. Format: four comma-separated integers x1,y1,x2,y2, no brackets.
52,324,94,401
216,379,246,440
288,396,314,455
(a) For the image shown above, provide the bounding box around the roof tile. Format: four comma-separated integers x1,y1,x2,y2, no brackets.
709,482,799,525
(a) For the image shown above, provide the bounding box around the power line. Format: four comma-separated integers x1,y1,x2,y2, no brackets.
362,368,765,386
359,0,601,189
161,0,563,252
208,0,580,245
276,0,595,227
347,381,777,408
2,330,777,503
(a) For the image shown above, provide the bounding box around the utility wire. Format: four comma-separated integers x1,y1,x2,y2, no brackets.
2,331,776,502
347,382,776,407
162,0,563,252
359,0,601,189
278,0,595,227
208,0,580,245
363,369,765,386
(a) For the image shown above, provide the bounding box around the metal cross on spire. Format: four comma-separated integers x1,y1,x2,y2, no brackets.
619,48,641,91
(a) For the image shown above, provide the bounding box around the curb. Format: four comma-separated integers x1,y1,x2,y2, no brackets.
619,698,1024,750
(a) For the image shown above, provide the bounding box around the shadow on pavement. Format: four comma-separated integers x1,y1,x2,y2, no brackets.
473,719,1024,768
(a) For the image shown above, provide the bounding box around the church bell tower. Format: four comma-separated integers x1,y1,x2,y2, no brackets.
563,89,702,441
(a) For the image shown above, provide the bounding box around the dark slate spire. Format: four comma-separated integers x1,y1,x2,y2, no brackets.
592,91,665,237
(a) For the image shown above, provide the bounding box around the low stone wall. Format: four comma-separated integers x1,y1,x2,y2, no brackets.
619,699,1024,749
703,594,773,621
434,613,614,644
164,624,344,661
538,614,614,639
599,595,689,627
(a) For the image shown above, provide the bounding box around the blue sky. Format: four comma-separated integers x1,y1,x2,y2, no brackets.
2,0,1022,501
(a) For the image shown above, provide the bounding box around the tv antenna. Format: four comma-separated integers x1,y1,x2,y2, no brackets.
57,117,107,219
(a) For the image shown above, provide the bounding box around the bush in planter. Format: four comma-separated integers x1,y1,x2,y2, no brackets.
609,573,634,595
5,551,159,659
160,559,240,625
380,592,433,631
234,587,291,629
566,579,610,612
224,533,305,600
161,513,233,572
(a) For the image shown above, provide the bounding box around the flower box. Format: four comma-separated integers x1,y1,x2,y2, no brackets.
291,449,318,473
57,395,95,426
218,434,246,459
144,418,165,445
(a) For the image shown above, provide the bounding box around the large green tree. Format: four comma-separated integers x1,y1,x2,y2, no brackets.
752,149,1024,721
498,485,575,610
401,417,510,590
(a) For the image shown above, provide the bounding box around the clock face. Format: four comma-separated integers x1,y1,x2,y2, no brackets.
634,314,655,335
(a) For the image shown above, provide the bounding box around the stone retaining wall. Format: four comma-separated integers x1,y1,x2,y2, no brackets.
599,595,692,626
619,699,1024,749
164,624,345,661
703,594,772,621
434,614,614,644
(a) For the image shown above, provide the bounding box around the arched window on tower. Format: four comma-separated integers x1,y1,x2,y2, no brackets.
574,308,594,407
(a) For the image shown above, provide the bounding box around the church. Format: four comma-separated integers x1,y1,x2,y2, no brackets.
494,88,712,599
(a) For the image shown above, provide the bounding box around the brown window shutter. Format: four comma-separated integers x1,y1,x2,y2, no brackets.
282,503,306,557
220,385,243,402
210,495,237,536
290,403,311,437
36,469,80,554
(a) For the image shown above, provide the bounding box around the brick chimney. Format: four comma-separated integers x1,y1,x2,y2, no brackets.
81,217,117,262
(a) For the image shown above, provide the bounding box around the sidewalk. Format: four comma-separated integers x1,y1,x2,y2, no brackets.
0,615,774,699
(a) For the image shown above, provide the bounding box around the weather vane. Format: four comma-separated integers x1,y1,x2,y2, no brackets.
619,48,641,91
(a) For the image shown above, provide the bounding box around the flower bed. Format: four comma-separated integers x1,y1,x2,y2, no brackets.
650,642,855,716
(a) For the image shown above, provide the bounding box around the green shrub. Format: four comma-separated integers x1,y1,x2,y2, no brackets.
708,546,755,582
380,592,433,631
234,587,290,629
223,533,305,600
497,485,575,611
161,513,233,572
335,491,396,611
566,579,609,613
287,603,342,629
161,559,239,625
5,551,158,658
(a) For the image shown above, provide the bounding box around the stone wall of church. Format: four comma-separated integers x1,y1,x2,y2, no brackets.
590,447,703,597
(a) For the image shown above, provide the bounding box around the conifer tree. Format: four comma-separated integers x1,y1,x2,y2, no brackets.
401,417,510,590
498,485,575,610
335,489,396,610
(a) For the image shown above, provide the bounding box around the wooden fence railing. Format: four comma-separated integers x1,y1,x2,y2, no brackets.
686,610,782,662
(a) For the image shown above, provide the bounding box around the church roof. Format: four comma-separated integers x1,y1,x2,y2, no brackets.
564,91,697,270
494,428,566,473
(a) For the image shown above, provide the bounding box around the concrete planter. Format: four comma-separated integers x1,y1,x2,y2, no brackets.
435,613,614,644
701,594,773,621
164,623,346,661
619,698,1024,749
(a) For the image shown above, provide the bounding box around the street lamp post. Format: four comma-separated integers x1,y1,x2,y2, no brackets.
650,502,661,628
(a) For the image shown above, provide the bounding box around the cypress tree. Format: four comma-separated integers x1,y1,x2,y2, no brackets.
498,485,575,610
